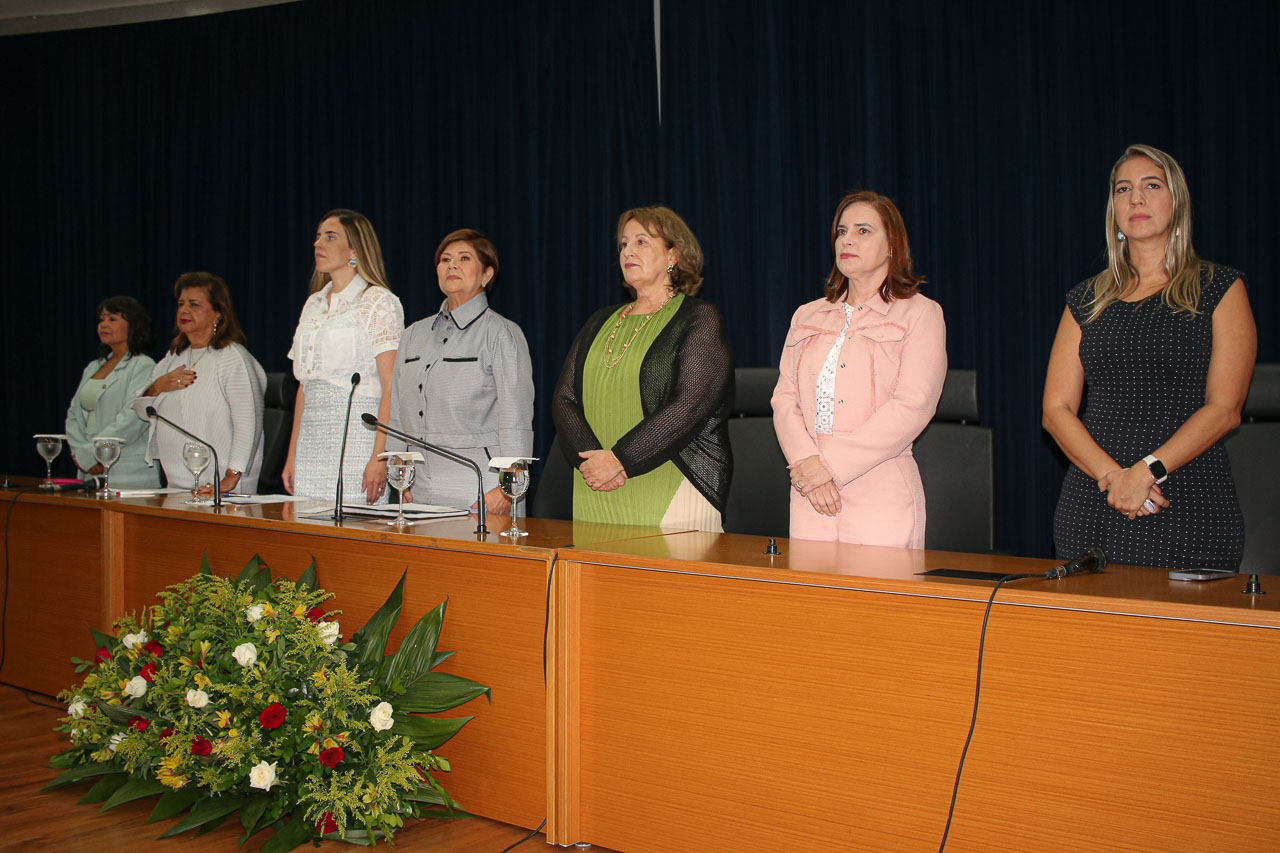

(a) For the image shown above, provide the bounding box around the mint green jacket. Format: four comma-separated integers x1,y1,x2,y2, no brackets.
65,352,161,488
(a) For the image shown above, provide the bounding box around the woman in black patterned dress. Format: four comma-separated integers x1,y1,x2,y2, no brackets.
1043,144,1257,570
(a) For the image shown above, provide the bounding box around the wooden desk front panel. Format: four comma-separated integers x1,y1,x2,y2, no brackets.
118,513,547,830
0,499,104,697
561,560,1280,853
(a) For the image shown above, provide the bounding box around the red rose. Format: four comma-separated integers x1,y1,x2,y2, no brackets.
142,640,163,657
258,702,287,730
306,607,326,623
95,647,111,663
316,812,338,834
159,727,174,741
318,746,344,768
127,716,149,732
190,736,212,756
139,662,157,682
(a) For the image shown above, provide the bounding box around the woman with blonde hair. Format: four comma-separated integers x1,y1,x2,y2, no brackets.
284,209,404,502
552,205,733,531
1043,144,1256,569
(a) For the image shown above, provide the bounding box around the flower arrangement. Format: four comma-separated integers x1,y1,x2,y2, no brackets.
47,555,490,851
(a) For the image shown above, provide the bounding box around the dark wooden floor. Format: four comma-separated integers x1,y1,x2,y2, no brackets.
0,685,559,853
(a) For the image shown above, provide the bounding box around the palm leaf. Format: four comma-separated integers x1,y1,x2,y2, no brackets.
259,808,317,853
101,776,167,811
146,787,203,823
350,571,405,679
390,713,473,750
43,760,124,789
395,672,490,713
157,794,255,838
77,772,129,804
295,559,317,592
381,600,446,692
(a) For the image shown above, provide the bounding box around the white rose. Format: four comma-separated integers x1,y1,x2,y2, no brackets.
245,603,265,623
123,676,147,698
317,621,340,646
185,688,210,709
121,630,149,650
108,732,126,751
232,643,258,668
248,760,278,791
68,697,87,719
368,701,394,732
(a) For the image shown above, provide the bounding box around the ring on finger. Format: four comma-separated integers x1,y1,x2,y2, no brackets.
1143,499,1156,513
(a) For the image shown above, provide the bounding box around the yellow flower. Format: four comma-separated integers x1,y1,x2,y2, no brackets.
261,603,277,618
194,672,212,690
322,737,339,750
303,712,323,735
307,741,321,755
265,628,281,645
334,730,351,743
292,603,308,619
166,625,182,643
216,710,231,729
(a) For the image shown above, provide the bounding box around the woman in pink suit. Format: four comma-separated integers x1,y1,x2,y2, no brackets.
771,191,947,546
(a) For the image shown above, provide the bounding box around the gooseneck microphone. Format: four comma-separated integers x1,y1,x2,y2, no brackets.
1044,547,1107,579
360,413,489,536
333,372,361,524
145,406,222,509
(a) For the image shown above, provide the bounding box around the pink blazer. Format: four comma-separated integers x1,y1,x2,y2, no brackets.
771,292,947,485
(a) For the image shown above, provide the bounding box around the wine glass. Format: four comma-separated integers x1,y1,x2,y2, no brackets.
499,461,530,539
91,437,124,497
34,434,65,487
181,441,212,504
385,454,417,528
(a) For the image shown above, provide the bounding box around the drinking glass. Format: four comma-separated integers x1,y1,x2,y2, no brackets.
498,461,530,539
34,434,65,487
182,441,212,504
385,454,417,528
91,437,124,497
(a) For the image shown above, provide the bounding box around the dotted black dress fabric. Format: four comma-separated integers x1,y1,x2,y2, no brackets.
1052,262,1245,570
552,296,734,512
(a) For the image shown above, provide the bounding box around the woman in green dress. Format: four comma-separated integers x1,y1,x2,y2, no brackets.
552,206,733,531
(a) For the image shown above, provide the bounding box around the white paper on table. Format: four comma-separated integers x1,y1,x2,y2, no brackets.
376,451,425,462
489,456,538,470
299,503,470,520
221,494,317,504
116,488,190,497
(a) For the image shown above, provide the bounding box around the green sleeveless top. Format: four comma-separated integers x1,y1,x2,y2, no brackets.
575,294,686,525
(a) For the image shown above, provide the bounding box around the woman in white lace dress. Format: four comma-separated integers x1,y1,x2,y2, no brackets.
283,209,404,503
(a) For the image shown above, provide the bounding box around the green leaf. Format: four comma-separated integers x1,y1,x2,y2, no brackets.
234,555,263,583
90,626,116,652
77,772,129,804
237,797,270,848
199,551,212,575
382,600,446,692
350,571,405,680
295,559,317,592
260,810,317,853
92,700,139,725
195,811,232,836
395,672,491,713
146,787,204,823
428,650,456,669
390,713,473,750
49,751,78,769
43,760,124,789
101,776,168,811
158,794,255,838
415,807,476,820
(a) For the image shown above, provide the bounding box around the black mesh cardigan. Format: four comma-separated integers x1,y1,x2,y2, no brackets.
551,296,735,512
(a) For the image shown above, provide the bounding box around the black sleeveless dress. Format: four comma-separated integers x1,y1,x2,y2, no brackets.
1052,262,1245,570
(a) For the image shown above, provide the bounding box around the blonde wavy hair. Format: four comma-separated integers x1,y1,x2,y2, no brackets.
308,209,392,294
1083,144,1205,322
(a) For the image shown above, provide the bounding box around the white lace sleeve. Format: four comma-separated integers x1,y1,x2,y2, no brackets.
358,288,404,356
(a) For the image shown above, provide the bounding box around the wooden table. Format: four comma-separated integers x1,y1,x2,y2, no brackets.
551,532,1280,852
0,484,683,831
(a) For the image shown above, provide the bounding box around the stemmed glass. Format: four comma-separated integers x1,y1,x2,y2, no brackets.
181,440,212,504
499,461,530,539
34,434,66,487
384,453,418,528
91,437,124,497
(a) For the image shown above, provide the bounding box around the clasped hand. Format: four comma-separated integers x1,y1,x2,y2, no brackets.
790,454,841,517
1099,464,1170,520
579,449,627,491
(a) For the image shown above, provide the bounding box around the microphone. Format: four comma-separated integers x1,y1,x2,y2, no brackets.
1045,547,1107,579
360,412,489,536
43,477,105,492
145,405,222,509
333,372,361,524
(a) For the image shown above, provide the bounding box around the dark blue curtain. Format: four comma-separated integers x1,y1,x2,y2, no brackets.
2,0,1275,557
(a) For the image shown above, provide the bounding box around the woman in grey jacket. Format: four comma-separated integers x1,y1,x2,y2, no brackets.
387,229,534,512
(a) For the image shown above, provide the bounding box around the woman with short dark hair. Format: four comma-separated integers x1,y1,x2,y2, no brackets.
65,295,159,487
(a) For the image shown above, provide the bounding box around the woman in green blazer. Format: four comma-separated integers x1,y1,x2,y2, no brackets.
65,296,160,488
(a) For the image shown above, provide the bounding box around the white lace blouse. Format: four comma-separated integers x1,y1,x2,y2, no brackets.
288,276,404,399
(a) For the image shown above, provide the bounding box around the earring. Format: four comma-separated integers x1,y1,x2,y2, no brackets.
1117,230,1126,241
213,321,219,334
666,264,675,275
348,257,358,267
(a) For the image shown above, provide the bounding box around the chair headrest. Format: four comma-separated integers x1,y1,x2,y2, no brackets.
263,372,298,409
733,367,779,417
934,369,979,423
1243,364,1280,421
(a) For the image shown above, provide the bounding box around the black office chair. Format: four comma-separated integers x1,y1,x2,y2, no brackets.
529,434,574,521
1226,363,1280,574
258,371,298,494
913,369,996,552
723,367,790,537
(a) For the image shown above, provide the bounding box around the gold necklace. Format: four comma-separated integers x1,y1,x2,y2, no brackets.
601,293,674,369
